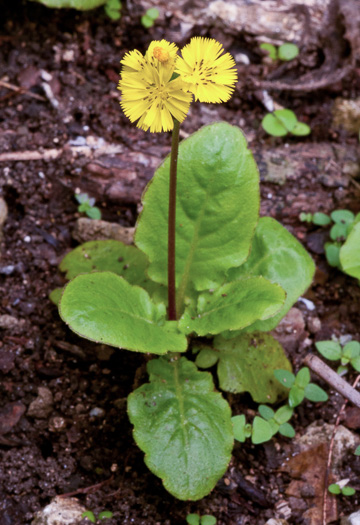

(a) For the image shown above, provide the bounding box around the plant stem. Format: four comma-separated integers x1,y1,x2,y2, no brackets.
168,119,180,321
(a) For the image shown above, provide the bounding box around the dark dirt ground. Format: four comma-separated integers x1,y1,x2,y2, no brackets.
1,1,360,524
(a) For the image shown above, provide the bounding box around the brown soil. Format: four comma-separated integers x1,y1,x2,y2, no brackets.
1,2,360,524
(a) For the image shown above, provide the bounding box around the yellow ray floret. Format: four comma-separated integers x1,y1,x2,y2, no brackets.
175,37,238,103
146,40,179,70
118,54,192,133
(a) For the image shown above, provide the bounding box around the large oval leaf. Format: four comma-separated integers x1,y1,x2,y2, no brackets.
340,222,360,279
135,123,260,312
59,272,187,354
196,333,292,402
31,0,106,9
128,357,233,500
178,276,285,336
227,217,315,332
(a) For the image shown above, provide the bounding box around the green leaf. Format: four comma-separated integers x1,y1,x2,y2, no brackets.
354,445,360,455
288,385,305,407
343,341,360,359
201,516,217,525
49,287,63,305
274,109,298,133
331,209,355,225
312,212,331,226
274,369,295,389
195,347,219,369
351,356,360,372
212,333,292,402
252,416,273,444
86,207,102,220
141,14,154,28
278,43,299,61
232,415,248,442
227,217,315,333
340,222,360,279
98,511,114,520
342,486,356,496
328,484,341,495
128,357,234,500
260,43,277,60
135,123,260,313
315,340,342,361
179,277,285,336
304,383,328,403
31,0,107,9
146,7,159,19
325,242,341,267
261,113,288,137
82,511,96,523
291,122,311,136
274,405,293,425
258,405,275,420
279,422,295,438
330,223,348,241
59,272,187,354
295,367,310,388
186,515,200,525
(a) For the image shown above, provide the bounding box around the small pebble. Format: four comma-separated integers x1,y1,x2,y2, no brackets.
89,407,105,418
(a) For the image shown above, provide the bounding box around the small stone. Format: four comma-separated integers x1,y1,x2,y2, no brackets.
0,314,26,332
72,217,134,245
307,317,321,334
332,98,360,134
27,387,54,419
0,265,15,275
266,520,290,525
341,510,360,525
32,496,87,525
89,407,105,418
48,416,66,432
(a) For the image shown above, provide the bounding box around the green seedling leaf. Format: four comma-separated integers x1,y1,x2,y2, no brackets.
279,422,295,438
274,369,295,389
260,43,277,60
31,0,107,9
312,212,331,226
128,357,233,500
141,14,154,28
295,367,310,388
328,484,341,495
252,416,273,444
337,365,348,375
146,7,159,19
340,222,360,279
300,212,313,223
342,487,356,496
289,385,305,407
315,340,342,361
86,206,102,220
135,123,260,313
179,277,285,336
258,405,275,420
227,217,315,333
59,272,187,354
278,43,299,61
354,445,360,455
78,202,91,212
82,511,96,523
343,341,360,357
330,223,348,241
232,414,252,442
274,109,298,132
291,122,311,136
207,333,291,402
261,113,288,137
351,356,360,372
195,347,219,369
98,511,114,520
325,242,341,267
49,287,63,305
274,405,293,425
331,209,355,225
186,515,200,525
304,383,328,403
201,516,217,525
104,0,121,20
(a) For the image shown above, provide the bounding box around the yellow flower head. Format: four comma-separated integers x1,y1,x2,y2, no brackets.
175,37,238,103
118,43,192,133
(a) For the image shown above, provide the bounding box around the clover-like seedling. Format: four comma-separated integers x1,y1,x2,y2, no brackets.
104,0,121,20
260,42,299,62
261,109,311,138
299,212,331,226
315,339,360,375
274,368,328,408
141,7,159,28
328,480,356,497
75,192,101,220
258,404,295,438
186,514,216,525
82,510,113,523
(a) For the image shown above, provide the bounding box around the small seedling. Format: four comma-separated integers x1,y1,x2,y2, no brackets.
104,0,121,20
232,404,294,445
75,192,101,220
186,514,216,525
141,7,159,28
261,109,311,137
328,480,356,497
315,339,360,375
260,42,299,62
355,445,360,455
274,368,328,407
82,510,113,523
